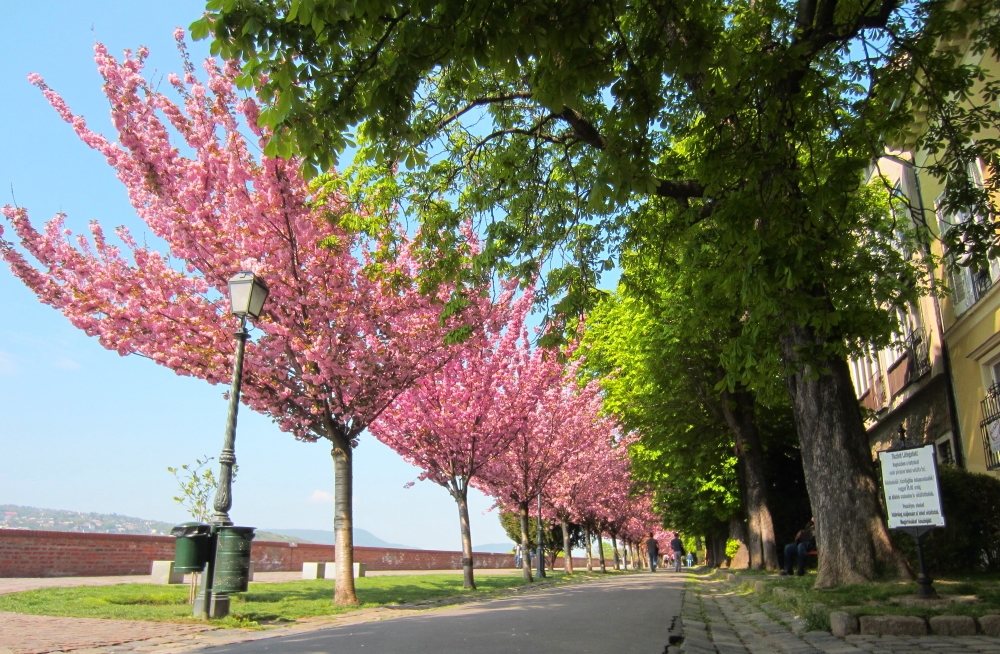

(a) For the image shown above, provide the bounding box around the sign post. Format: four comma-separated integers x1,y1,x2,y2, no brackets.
878,441,945,598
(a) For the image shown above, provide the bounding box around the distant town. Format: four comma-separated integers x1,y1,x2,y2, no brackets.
0,505,300,542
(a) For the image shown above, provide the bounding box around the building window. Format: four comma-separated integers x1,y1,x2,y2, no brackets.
935,433,956,466
938,158,999,316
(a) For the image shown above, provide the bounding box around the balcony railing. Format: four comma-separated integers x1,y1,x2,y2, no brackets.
859,374,887,413
979,383,1000,471
886,334,932,398
974,267,994,300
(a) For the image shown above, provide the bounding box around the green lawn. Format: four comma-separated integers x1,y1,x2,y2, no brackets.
0,571,600,628
721,570,1000,631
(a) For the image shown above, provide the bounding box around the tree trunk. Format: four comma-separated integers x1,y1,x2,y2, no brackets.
706,523,728,568
729,516,750,569
695,535,703,565
518,501,533,582
623,541,631,570
612,535,621,571
584,527,593,572
561,517,573,574
331,441,358,605
455,487,476,589
780,323,911,587
721,387,779,571
597,532,607,572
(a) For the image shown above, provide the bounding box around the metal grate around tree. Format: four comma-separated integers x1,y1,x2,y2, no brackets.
979,383,1000,471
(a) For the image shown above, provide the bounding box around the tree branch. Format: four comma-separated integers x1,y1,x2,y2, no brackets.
654,179,706,199
435,91,534,130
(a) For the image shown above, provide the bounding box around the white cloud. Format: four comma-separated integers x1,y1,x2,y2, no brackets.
307,490,335,504
0,351,18,376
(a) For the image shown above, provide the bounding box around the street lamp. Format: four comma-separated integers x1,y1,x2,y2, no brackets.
191,272,268,621
211,271,269,526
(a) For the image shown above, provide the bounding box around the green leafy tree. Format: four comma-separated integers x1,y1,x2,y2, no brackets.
197,0,1000,587
498,510,582,568
167,456,236,523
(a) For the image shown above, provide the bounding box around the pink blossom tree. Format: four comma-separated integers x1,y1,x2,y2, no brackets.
370,286,535,589
545,408,619,575
476,357,600,581
0,35,479,606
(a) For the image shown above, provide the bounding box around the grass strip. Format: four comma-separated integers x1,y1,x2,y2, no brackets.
0,570,620,628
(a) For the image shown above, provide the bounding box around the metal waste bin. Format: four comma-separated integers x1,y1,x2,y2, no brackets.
170,522,213,573
213,526,256,593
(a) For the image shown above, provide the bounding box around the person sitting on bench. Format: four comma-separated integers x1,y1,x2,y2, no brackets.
781,517,815,577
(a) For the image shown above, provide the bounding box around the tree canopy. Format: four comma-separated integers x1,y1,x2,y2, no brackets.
193,0,1000,587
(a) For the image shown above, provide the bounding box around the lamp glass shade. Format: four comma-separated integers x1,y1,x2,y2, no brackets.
247,278,269,319
228,272,268,319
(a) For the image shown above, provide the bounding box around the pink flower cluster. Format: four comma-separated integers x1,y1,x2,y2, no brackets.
1,35,480,448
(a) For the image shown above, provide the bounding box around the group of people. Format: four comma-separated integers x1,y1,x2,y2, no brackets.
512,533,700,573
644,533,696,572
511,520,814,576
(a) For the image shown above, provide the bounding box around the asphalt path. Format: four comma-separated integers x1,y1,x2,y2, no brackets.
207,572,685,654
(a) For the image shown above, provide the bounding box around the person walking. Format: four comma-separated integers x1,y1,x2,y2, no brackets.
514,542,523,569
670,534,685,572
644,533,659,572
686,551,694,568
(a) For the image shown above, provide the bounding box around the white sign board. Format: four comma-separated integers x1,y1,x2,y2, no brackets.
879,445,945,529
988,419,1000,453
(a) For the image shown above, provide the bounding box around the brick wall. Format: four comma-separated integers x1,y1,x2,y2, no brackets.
0,530,590,578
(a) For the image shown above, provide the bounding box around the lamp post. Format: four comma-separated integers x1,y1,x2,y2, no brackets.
212,271,269,526
199,271,268,620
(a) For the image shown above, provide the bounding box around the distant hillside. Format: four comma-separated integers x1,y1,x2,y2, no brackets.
0,505,303,543
266,528,416,549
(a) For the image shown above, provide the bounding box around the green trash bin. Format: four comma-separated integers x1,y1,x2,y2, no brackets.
213,527,256,593
170,522,213,573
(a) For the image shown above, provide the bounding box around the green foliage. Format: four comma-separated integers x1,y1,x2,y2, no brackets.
497,510,583,555
725,539,741,560
167,456,235,523
580,286,740,537
889,465,1000,575
190,0,1000,374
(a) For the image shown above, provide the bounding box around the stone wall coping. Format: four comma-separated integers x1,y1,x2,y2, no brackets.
0,530,514,554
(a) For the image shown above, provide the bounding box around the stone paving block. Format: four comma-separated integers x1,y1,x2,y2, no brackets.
980,615,1000,638
929,616,976,636
858,615,927,637
802,631,865,653
830,612,860,638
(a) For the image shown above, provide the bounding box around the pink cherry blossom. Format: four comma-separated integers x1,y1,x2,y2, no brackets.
0,34,485,606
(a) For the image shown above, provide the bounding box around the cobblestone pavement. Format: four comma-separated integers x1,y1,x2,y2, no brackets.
672,576,1000,654
0,613,218,654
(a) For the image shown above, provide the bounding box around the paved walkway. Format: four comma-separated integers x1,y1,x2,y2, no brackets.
0,569,523,595
0,571,635,654
205,571,685,653
675,574,1000,654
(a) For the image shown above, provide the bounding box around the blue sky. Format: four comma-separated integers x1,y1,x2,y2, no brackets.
0,0,513,550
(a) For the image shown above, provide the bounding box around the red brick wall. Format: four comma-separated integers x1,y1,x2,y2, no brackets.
0,530,586,577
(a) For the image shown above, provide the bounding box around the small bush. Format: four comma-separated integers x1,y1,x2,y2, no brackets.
890,465,1000,574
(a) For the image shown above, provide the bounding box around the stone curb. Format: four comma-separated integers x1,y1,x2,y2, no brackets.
830,612,999,638
712,572,1000,641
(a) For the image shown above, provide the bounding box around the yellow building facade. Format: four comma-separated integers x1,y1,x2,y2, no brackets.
860,46,1000,473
